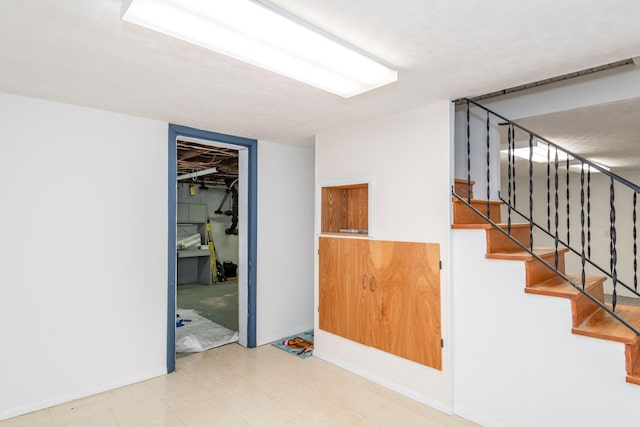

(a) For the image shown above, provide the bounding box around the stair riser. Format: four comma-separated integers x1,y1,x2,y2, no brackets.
626,338,640,377
525,253,565,286
572,283,604,326
454,181,474,199
453,201,501,225
485,227,531,253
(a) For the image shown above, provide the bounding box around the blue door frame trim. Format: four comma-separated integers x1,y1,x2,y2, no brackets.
167,124,258,373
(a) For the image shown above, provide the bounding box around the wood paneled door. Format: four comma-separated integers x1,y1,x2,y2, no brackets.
318,237,442,370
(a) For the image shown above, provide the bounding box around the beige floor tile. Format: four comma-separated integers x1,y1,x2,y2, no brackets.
110,397,169,426
1,343,479,427
366,399,433,427
49,394,110,426
171,399,244,427
55,411,120,427
102,380,157,410
235,396,299,426
0,410,54,427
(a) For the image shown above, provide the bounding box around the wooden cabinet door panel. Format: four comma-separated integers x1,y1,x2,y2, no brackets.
319,237,350,337
344,238,370,345
377,241,442,370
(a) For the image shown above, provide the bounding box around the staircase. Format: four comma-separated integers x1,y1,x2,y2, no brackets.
452,178,640,385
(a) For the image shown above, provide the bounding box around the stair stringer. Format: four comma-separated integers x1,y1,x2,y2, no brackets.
451,229,640,427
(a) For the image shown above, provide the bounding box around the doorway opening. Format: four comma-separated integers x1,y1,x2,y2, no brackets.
176,139,240,354
168,124,257,373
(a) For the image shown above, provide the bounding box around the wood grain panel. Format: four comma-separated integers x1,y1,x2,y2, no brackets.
625,337,640,376
572,304,640,345
318,237,350,337
343,238,371,345
452,199,502,224
454,178,475,199
347,187,368,231
525,251,566,286
321,188,348,233
375,241,442,370
485,224,530,253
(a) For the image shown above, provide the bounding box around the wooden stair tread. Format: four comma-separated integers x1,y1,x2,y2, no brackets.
525,275,606,299
452,198,502,205
573,305,640,344
487,247,568,261
454,178,476,184
452,223,530,230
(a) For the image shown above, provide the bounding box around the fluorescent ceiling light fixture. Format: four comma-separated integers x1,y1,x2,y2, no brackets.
500,140,610,173
121,0,397,97
501,140,573,164
568,162,610,174
177,167,217,181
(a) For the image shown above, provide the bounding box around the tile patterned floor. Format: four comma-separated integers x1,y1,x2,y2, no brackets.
1,344,480,426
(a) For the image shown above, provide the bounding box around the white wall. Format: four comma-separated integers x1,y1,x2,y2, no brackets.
314,102,453,411
452,229,640,427
0,93,168,420
256,141,315,345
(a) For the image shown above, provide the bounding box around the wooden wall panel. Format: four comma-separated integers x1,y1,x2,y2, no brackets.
377,241,442,370
318,237,442,370
347,187,368,231
318,237,350,336
321,187,348,233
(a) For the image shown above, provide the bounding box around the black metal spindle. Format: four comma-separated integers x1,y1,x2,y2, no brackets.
566,155,570,246
554,148,559,269
610,177,618,311
466,100,471,202
587,166,591,259
507,125,512,233
511,126,516,210
529,134,534,250
580,163,586,289
635,191,638,292
547,143,551,232
486,111,490,216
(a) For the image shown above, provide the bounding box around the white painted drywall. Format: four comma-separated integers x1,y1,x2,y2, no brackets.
314,102,453,411
0,93,168,420
256,141,315,345
451,228,640,427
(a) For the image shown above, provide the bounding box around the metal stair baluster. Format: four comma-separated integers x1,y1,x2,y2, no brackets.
466,100,471,202
529,134,534,250
566,155,570,246
554,147,559,270
610,177,617,311
635,191,638,292
580,163,586,289
486,111,490,217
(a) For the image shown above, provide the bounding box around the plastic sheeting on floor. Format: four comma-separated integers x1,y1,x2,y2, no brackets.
176,308,238,353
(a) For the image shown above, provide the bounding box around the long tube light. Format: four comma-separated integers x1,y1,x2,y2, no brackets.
121,0,397,98
177,167,218,181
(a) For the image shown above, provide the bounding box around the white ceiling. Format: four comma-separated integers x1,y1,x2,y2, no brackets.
516,97,640,170
2,0,640,146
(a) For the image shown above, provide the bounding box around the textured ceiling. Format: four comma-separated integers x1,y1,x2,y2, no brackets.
1,0,640,146
517,97,640,170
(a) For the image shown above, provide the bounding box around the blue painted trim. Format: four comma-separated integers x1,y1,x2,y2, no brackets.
167,127,177,374
166,124,258,374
